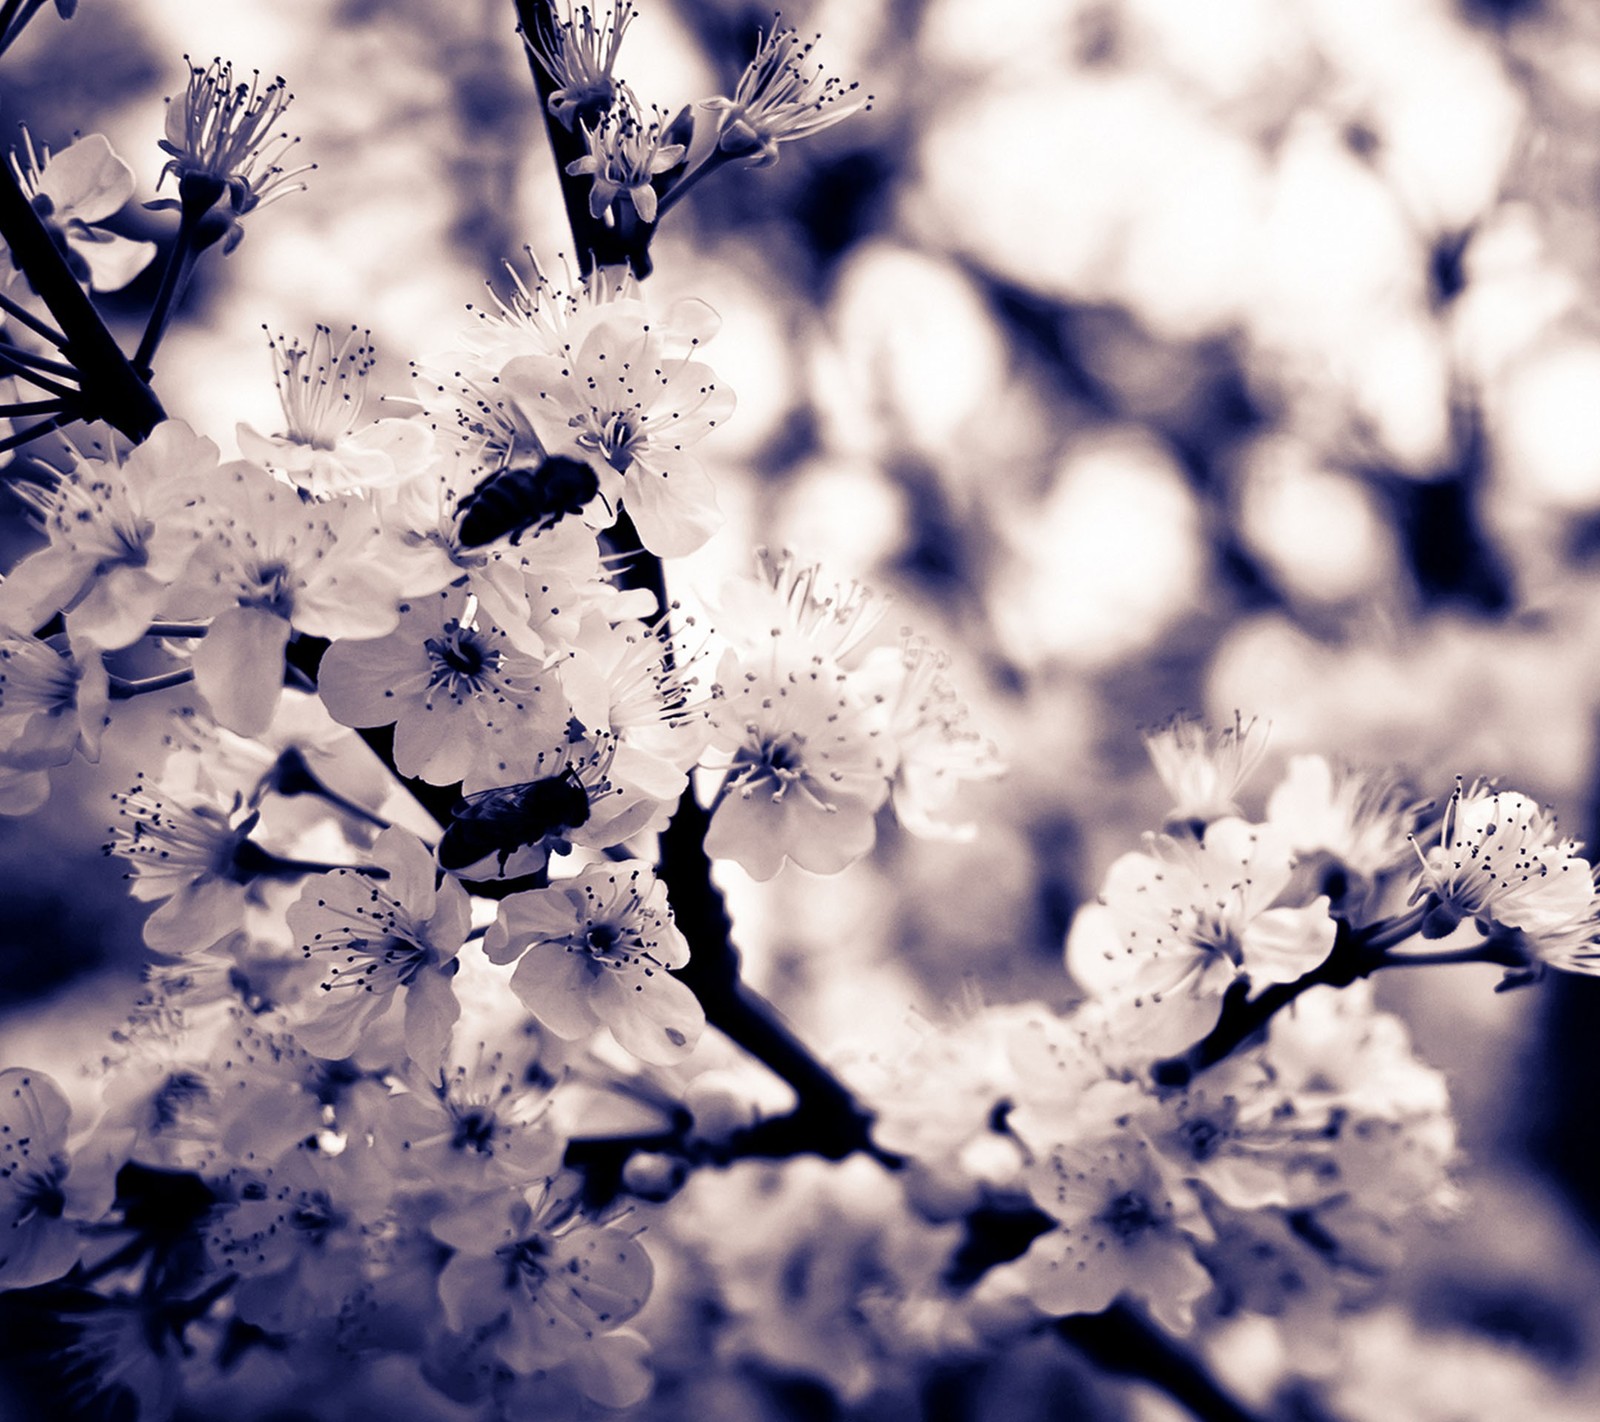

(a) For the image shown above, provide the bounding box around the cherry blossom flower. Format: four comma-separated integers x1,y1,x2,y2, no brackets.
523,1,635,130
209,1144,381,1331
0,1069,115,1288
1005,1078,1213,1334
315,585,570,788
0,630,108,803
567,95,684,225
432,1182,655,1404
104,774,311,953
183,460,406,735
157,57,311,245
705,23,870,169
1267,754,1423,891
285,827,470,1066
236,324,433,497
485,860,703,1063
380,1050,562,1189
704,648,892,879
495,295,733,556
1067,817,1336,1051
1142,712,1270,829
720,547,890,669
855,634,1001,842
0,420,216,650
5,129,155,290
1410,781,1600,971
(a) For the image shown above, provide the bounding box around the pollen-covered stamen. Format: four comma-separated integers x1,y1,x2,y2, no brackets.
21,448,153,571
711,23,871,167
755,548,888,665
104,778,260,885
266,324,374,450
298,872,435,995
726,729,838,812
0,634,82,719
525,1,635,130
603,616,708,731
159,56,312,215
422,620,504,704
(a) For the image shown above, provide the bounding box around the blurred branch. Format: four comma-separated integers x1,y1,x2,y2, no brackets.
1055,1304,1274,1422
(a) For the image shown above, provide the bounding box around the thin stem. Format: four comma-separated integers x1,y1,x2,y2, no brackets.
654,149,737,221
0,341,82,381
0,396,65,418
108,668,194,699
0,287,67,349
0,346,78,400
0,154,165,440
268,744,393,832
133,204,218,376
1152,911,1528,1088
1381,941,1526,970
0,413,66,455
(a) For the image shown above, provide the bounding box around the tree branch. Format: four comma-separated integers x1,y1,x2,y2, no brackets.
0,155,165,440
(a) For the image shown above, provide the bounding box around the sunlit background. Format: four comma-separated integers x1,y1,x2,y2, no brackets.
6,0,1600,1416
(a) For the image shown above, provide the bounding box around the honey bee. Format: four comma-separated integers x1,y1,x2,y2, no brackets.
438,765,594,872
455,454,600,547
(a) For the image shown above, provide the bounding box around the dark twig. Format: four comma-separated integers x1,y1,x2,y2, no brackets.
513,0,655,277
1152,912,1527,1088
0,154,165,440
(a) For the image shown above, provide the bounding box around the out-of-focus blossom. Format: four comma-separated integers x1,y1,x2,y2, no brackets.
1003,1078,1214,1335
1143,712,1270,829
1267,754,1423,897
432,1182,655,1405
4,130,155,291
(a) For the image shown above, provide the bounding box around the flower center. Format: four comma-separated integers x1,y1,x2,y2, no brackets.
1100,1189,1159,1243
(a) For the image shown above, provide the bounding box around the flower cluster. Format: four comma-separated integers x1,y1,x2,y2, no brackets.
2,9,1592,1421
704,549,1000,879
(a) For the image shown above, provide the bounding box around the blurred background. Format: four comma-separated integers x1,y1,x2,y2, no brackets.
5,0,1600,1416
